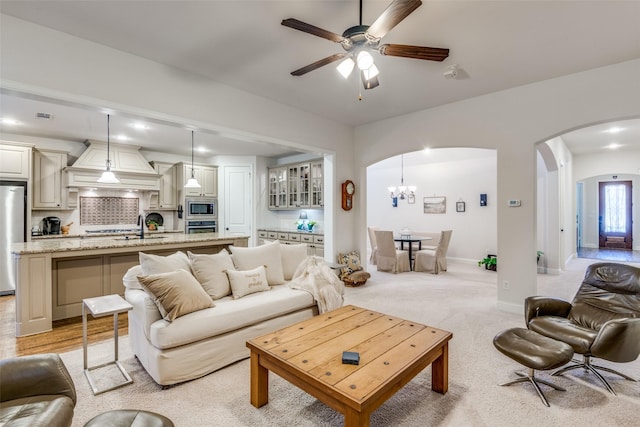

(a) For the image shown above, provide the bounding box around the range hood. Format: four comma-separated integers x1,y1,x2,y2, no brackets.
64,140,160,190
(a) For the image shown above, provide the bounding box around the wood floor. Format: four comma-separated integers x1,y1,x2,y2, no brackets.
0,295,128,360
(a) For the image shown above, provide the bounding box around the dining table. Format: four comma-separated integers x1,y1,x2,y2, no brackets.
394,235,433,270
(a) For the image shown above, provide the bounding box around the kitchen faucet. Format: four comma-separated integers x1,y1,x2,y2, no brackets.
137,214,145,239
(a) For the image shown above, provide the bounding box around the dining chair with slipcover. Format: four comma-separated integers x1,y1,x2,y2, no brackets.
374,230,410,273
414,230,453,274
367,226,380,265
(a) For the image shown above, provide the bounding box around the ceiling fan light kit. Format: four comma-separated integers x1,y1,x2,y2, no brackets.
282,0,449,91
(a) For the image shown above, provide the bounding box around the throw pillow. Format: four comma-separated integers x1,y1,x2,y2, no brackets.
337,251,363,282
225,265,270,299
229,241,285,285
139,251,191,275
188,249,236,299
137,269,214,322
280,242,308,281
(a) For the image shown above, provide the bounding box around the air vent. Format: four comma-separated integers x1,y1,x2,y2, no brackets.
35,112,54,120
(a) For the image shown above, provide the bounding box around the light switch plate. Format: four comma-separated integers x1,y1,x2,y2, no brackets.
508,199,521,207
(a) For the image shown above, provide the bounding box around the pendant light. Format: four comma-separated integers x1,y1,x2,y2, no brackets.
184,130,201,188
97,114,120,184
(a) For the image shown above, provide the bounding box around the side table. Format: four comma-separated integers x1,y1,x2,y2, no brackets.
83,294,133,395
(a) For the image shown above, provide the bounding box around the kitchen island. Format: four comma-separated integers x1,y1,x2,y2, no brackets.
11,233,249,337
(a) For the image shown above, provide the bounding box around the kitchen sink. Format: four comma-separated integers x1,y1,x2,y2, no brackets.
114,235,168,241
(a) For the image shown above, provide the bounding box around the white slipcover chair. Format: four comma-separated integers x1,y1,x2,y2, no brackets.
414,230,453,274
367,226,380,265
374,230,410,273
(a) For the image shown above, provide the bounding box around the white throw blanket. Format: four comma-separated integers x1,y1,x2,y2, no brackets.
288,256,344,313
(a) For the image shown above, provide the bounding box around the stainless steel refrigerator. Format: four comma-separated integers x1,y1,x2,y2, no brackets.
1,181,27,295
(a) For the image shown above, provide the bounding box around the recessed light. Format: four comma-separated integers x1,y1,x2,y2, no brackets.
132,122,149,130
605,126,624,134
116,134,128,141
196,147,208,153
1,118,20,125
606,143,621,150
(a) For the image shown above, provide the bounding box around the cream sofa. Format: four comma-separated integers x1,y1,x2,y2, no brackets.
124,241,320,386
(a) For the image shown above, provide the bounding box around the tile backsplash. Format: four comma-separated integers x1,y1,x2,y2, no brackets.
31,189,176,236
80,196,139,225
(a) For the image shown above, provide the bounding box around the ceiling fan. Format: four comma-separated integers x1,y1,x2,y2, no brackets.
281,0,449,90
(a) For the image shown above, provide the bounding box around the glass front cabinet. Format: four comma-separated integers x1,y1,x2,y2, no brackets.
268,159,322,210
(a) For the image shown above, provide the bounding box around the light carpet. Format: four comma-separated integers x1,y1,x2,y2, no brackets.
61,259,640,426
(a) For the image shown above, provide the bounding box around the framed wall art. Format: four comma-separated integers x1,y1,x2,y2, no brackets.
407,193,415,204
423,196,446,214
456,201,466,212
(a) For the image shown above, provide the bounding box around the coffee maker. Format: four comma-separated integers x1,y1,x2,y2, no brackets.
43,216,61,235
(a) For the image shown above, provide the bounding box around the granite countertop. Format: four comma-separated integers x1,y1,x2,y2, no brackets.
13,232,248,255
32,230,183,240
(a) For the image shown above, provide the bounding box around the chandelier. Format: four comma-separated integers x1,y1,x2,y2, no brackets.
388,153,416,200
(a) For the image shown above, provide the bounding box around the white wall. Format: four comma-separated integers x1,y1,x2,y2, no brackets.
355,59,640,313
367,148,497,262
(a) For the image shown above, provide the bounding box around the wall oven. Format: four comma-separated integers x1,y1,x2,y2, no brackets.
185,220,217,234
185,197,217,220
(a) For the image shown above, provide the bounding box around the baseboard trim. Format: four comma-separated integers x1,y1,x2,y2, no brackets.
496,300,522,315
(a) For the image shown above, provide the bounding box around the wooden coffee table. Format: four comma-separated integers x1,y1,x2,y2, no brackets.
246,305,452,426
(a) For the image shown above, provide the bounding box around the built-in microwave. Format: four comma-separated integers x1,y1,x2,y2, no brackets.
185,197,217,220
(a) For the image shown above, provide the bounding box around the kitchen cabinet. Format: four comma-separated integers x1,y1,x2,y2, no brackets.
287,163,311,208
180,163,218,197
310,161,324,208
32,149,67,209
0,142,32,179
268,166,288,209
257,228,324,257
268,159,322,210
149,161,177,209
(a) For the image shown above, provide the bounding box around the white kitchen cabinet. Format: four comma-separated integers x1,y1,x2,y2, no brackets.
310,161,323,208
0,142,32,179
257,228,324,257
287,163,311,208
268,159,321,210
181,163,217,197
32,149,67,209
150,161,177,209
268,166,287,209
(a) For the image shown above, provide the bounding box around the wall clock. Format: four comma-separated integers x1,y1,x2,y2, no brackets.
341,180,355,211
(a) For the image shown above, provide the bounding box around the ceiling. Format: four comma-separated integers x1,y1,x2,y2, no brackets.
1,1,639,158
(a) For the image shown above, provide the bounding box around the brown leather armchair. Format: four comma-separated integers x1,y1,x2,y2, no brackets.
525,262,640,394
0,353,76,426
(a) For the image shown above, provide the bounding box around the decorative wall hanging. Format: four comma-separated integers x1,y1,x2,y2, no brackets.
456,201,466,212
423,196,446,214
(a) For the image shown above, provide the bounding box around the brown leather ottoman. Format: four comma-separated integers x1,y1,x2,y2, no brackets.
493,327,574,407
84,409,174,427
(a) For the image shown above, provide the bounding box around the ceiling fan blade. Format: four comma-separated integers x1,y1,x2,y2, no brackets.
291,53,347,76
366,0,422,40
281,18,347,43
379,44,449,61
361,72,380,90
